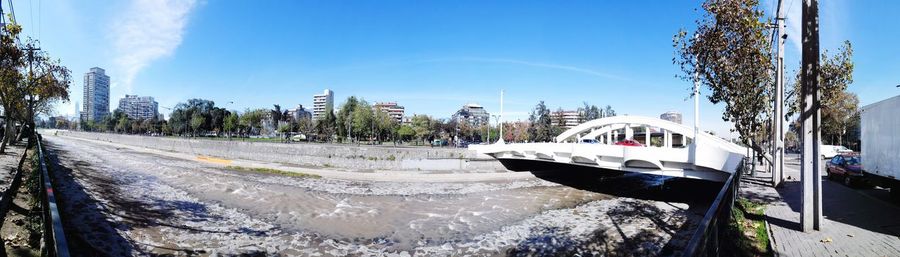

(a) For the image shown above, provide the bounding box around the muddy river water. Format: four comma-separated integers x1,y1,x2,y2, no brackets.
43,134,716,256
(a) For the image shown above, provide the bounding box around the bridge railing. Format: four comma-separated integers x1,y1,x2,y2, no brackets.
681,157,747,257
36,134,71,257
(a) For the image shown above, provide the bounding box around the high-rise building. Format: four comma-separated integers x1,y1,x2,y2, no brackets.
551,110,583,129
81,67,110,122
452,103,490,126
660,111,683,124
374,102,405,123
312,89,333,120
117,95,159,120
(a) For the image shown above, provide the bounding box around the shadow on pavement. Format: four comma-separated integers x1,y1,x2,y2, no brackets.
773,179,900,236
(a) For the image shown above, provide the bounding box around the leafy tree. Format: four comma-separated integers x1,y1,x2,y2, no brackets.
411,115,433,145
579,102,603,122
527,101,554,142
190,112,205,136
297,116,314,135
373,110,396,143
352,100,374,142
161,121,173,135
114,110,130,133
141,118,155,134
604,105,616,117
786,41,855,146
397,125,415,142
504,121,531,143
277,123,292,135
314,110,337,142
131,118,144,134
240,108,268,135
336,96,359,141
169,98,222,136
0,24,71,151
271,104,283,122
0,24,26,152
223,112,239,137
552,107,567,136
674,0,773,148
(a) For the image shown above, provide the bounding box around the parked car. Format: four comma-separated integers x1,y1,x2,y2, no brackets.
431,139,448,146
820,144,853,159
614,139,643,147
579,138,600,144
290,134,307,142
826,153,865,187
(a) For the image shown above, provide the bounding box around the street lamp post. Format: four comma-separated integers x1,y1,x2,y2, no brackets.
492,114,501,144
498,89,505,144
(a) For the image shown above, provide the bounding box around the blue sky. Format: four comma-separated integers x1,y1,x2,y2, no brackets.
9,0,900,138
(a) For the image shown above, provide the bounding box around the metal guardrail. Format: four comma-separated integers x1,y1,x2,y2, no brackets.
682,158,747,257
36,134,70,257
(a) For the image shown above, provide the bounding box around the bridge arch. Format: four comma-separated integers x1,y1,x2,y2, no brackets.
555,116,744,153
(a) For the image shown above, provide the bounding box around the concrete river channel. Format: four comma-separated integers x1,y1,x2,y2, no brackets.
40,131,722,256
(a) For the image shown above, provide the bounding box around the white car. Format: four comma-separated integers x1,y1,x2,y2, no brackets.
290,134,307,142
820,144,853,159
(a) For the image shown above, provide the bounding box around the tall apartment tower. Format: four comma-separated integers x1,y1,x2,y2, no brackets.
312,89,334,120
81,67,110,122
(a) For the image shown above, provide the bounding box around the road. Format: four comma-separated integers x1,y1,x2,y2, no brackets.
782,153,898,206
42,134,719,256
747,154,900,256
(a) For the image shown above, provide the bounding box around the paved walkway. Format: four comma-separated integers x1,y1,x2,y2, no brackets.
740,158,900,257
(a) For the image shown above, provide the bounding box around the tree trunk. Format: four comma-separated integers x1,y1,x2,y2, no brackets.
0,120,14,153
15,123,28,142
0,134,7,154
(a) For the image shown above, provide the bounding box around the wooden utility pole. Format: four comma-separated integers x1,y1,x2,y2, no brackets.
801,0,823,232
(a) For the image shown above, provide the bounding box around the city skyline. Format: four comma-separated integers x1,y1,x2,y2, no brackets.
12,0,900,138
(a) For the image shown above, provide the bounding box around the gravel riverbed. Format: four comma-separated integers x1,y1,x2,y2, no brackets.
43,134,712,256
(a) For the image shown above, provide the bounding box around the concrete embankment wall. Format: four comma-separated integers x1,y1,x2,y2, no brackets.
53,130,508,172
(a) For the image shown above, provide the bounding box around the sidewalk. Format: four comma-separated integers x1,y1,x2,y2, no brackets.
740,160,900,257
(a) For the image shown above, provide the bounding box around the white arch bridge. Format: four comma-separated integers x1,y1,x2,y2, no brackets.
470,116,748,182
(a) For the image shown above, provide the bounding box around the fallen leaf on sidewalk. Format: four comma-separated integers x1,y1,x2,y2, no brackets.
820,237,832,243
846,234,854,237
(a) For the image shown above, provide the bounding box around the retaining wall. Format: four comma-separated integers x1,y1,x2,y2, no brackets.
53,131,507,172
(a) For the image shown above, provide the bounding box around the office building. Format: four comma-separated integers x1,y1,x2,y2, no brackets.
374,102,405,123
660,111,683,124
551,110,583,129
452,103,490,126
81,67,110,122
117,95,159,120
312,89,333,120
287,104,312,121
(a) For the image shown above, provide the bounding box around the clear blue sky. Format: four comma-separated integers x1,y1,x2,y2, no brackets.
9,0,900,138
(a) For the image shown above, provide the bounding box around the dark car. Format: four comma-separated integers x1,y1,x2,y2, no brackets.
826,154,864,187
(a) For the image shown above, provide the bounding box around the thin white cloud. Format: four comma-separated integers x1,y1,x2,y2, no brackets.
424,57,628,81
111,0,197,92
784,0,803,54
